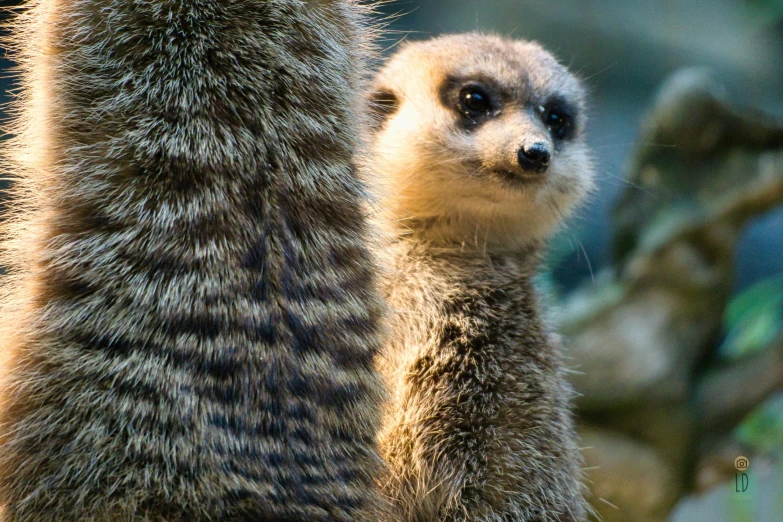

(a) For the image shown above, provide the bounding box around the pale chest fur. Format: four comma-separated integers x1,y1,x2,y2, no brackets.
377,240,581,520
379,242,554,424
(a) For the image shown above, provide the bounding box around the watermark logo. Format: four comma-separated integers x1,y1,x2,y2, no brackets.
735,456,750,493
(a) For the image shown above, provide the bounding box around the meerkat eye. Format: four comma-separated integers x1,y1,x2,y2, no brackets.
459,86,492,118
542,104,575,140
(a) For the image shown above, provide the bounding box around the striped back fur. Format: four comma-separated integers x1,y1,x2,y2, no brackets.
0,1,386,520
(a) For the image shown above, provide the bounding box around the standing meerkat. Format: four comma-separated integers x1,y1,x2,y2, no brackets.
0,1,388,521
367,34,594,522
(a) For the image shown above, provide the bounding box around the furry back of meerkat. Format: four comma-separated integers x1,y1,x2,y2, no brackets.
367,34,595,521
0,1,387,520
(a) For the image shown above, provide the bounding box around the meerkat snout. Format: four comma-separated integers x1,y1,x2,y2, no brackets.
518,142,551,173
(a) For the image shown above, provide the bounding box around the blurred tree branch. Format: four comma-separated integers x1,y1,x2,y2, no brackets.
696,338,783,432
558,69,783,521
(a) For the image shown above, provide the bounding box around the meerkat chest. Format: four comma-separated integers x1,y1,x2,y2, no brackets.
380,247,548,378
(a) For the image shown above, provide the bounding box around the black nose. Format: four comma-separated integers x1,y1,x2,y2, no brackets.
518,143,551,174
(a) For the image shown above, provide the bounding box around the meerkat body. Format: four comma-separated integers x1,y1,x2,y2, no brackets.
0,1,386,521
368,34,594,521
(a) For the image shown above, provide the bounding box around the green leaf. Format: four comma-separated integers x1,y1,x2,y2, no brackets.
720,276,783,360
736,393,783,454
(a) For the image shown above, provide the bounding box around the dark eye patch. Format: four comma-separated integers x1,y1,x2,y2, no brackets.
439,76,505,128
540,98,578,141
459,85,493,118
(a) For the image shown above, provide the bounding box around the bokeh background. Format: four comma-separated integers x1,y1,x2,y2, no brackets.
370,1,783,521
0,0,781,521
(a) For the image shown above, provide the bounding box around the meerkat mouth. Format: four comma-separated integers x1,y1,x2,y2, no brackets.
492,169,546,188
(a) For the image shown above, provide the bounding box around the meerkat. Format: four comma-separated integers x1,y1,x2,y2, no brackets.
366,34,594,522
0,1,388,521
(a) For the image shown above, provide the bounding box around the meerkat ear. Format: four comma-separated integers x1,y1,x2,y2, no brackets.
367,88,399,132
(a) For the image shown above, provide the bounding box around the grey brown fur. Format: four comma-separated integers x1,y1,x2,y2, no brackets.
0,1,386,521
368,34,594,521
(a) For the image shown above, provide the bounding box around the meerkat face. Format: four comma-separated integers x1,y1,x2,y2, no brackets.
368,34,594,248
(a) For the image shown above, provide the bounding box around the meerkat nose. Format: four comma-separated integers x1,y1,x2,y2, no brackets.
518,143,551,174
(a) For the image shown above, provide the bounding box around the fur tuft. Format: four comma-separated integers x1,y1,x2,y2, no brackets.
0,1,387,520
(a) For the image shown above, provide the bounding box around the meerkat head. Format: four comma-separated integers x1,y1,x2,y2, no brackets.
368,33,594,250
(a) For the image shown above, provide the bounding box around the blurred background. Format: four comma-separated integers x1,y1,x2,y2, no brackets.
0,0,781,521
370,1,783,521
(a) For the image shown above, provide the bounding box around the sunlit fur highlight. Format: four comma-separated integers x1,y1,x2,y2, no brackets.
368,34,594,521
0,1,388,520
